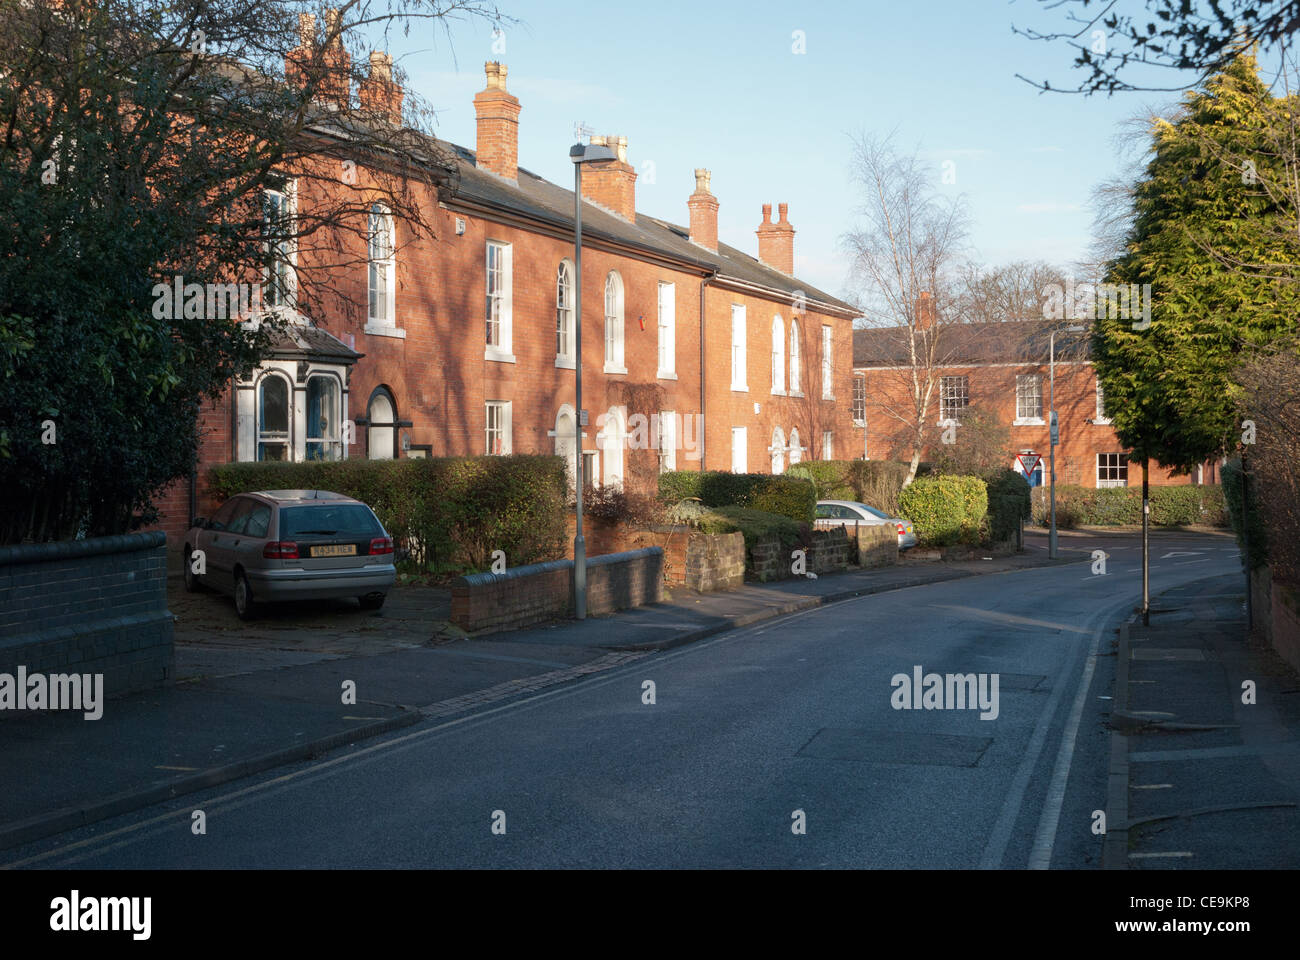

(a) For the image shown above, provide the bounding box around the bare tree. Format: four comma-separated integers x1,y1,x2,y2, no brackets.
956,260,1069,323
842,133,969,485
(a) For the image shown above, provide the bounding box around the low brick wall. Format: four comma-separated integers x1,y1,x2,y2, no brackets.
684,531,745,592
1269,575,1300,675
849,524,898,567
0,532,175,712
749,528,851,582
451,547,664,633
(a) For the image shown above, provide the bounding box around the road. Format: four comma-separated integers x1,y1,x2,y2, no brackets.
6,532,1242,869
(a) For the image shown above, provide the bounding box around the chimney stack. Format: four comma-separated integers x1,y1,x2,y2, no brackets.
580,135,637,221
915,290,937,330
359,51,403,125
285,9,350,110
756,202,795,275
474,61,521,181
687,169,719,252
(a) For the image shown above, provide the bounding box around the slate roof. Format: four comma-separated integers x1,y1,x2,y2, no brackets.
438,142,860,317
265,322,362,363
853,319,1093,368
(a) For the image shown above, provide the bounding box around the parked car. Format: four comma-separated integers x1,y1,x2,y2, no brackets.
814,499,917,550
184,490,396,619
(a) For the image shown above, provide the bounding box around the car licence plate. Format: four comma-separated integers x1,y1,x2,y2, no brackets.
310,544,357,558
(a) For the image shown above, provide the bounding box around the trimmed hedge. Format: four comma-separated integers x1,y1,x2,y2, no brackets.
983,469,1031,543
1223,459,1268,569
897,475,989,547
1030,484,1229,529
695,505,806,554
785,459,919,516
208,455,567,572
659,470,816,525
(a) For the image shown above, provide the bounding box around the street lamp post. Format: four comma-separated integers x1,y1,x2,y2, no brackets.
569,140,616,620
1049,324,1085,560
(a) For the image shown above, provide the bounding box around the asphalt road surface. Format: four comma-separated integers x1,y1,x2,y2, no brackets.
7,533,1241,869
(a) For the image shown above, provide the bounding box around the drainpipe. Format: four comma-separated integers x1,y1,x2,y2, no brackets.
699,270,716,469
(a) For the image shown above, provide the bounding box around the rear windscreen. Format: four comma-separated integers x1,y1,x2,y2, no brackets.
279,504,383,539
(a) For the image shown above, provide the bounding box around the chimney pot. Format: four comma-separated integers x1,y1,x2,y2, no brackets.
297,13,316,47
756,202,795,275
474,61,521,180
687,167,719,252
580,135,637,219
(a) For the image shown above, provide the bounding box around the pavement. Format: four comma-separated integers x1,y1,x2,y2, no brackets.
0,527,1219,853
1104,573,1300,869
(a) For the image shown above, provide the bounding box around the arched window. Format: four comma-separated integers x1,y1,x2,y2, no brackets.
600,407,625,488
555,404,577,492
306,374,341,461
772,315,785,393
604,272,625,373
771,426,786,475
367,203,394,327
367,388,397,460
556,260,575,364
257,374,291,461
789,320,801,394
788,427,802,466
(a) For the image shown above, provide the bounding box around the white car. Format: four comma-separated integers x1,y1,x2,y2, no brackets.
814,500,917,549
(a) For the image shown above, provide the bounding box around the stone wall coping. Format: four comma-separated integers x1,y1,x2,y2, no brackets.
0,531,167,568
453,546,663,590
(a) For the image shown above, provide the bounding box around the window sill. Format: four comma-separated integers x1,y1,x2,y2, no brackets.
853,419,865,427
822,394,835,401
771,388,786,397
788,390,804,398
1094,418,1113,426
604,364,628,376
1013,418,1045,426
485,347,516,364
731,384,748,393
364,322,406,339
555,356,575,370
657,370,678,381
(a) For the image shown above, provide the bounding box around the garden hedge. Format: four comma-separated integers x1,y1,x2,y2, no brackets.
208,455,567,572
658,470,816,525
897,475,988,547
982,469,1032,544
1222,460,1268,569
694,505,807,554
785,460,925,516
1029,484,1229,529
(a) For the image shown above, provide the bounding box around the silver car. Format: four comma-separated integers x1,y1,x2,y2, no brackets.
814,499,917,550
184,490,396,619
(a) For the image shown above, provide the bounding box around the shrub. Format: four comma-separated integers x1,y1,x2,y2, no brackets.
982,469,1031,543
1223,459,1268,570
209,455,567,572
581,485,665,525
1030,484,1230,529
897,475,988,547
694,506,807,554
658,470,816,524
846,460,914,515
786,461,853,501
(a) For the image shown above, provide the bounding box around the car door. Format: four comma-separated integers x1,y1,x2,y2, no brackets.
228,501,272,583
205,497,251,594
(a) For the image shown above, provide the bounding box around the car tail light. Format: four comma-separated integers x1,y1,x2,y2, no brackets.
369,536,394,555
264,541,299,559
896,523,906,535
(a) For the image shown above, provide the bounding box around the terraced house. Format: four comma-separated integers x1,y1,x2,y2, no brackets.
152,45,861,546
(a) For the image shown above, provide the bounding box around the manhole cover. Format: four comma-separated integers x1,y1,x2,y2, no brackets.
796,728,993,767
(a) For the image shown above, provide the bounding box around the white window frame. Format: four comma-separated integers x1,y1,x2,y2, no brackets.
485,400,512,454
365,203,403,338
788,427,803,465
1097,452,1128,488
1015,373,1044,424
604,272,626,374
261,182,298,313
731,425,747,473
555,259,575,369
789,319,802,396
771,315,786,395
600,407,625,488
821,324,834,399
1095,379,1112,425
852,375,866,425
822,430,833,461
256,372,292,462
940,375,969,422
658,410,677,472
657,282,676,379
305,373,343,462
485,241,515,363
731,304,747,391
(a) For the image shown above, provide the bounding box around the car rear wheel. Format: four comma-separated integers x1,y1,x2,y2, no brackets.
358,594,385,611
234,572,257,620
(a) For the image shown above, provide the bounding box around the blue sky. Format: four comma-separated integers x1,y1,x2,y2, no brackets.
378,0,1186,300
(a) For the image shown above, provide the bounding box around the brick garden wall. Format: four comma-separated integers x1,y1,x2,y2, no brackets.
750,527,851,582
451,546,664,633
0,532,175,711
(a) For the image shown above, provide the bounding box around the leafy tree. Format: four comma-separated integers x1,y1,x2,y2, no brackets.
1092,54,1300,474
0,0,501,542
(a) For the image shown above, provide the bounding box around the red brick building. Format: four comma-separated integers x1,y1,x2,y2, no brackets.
852,318,1221,488
151,53,861,545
